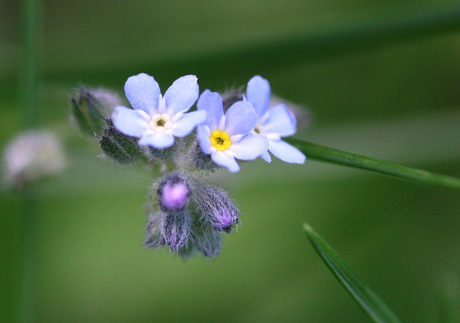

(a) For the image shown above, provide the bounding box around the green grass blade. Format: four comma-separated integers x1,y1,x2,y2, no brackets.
286,138,460,190
303,223,402,323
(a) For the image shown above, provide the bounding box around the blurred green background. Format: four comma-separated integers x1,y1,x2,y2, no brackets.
1,0,460,322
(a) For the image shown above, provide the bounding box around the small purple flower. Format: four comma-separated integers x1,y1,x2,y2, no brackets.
246,75,306,164
111,73,206,149
196,90,268,173
161,183,189,210
157,172,192,212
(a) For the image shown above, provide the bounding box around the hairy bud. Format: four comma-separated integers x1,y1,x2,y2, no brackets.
221,87,244,111
189,140,220,172
99,119,144,164
161,209,191,250
195,184,239,233
71,87,122,137
144,212,165,248
147,140,181,163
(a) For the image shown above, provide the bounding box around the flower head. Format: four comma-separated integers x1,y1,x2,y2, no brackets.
111,73,206,149
196,90,268,172
3,130,65,190
246,75,306,164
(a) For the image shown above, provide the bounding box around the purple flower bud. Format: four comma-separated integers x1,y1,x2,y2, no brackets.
195,184,239,233
157,172,192,212
161,183,189,210
214,209,232,229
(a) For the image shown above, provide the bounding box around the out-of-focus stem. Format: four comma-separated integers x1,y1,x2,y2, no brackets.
17,0,41,322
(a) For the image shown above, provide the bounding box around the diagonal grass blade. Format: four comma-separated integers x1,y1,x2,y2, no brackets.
304,223,402,323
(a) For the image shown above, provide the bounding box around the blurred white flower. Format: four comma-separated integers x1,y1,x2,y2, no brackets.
3,130,66,190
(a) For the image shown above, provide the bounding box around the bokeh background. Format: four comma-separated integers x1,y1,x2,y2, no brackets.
1,0,460,322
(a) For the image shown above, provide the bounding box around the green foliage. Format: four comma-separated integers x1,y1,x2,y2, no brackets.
304,223,402,323
287,139,460,190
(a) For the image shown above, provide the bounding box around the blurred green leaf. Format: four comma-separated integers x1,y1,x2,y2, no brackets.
304,223,402,323
435,273,460,323
42,2,460,84
287,138,460,190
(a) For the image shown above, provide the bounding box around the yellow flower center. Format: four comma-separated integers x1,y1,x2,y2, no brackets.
210,130,231,151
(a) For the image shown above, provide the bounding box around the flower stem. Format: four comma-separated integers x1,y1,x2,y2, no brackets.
285,138,460,190
16,0,41,322
16,189,38,323
19,0,41,129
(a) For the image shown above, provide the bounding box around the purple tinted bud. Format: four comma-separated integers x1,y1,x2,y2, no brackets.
157,172,192,212
161,183,188,210
214,210,232,229
161,210,191,250
195,184,239,233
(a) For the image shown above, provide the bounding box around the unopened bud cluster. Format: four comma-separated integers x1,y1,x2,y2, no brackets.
71,73,306,258
145,171,238,257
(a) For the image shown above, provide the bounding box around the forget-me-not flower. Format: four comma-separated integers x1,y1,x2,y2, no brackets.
196,90,268,173
112,73,206,149
246,75,306,164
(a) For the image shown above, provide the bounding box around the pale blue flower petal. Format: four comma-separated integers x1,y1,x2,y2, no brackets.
230,134,268,160
112,106,150,137
260,151,272,163
197,90,223,130
138,132,175,149
171,110,207,137
211,151,240,172
197,126,213,154
124,73,160,116
268,139,306,164
247,75,270,118
224,101,257,135
264,103,296,137
164,75,199,116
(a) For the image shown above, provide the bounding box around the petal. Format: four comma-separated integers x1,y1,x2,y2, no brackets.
268,139,306,164
264,103,297,137
211,151,240,173
138,132,175,149
224,101,257,136
260,151,272,163
164,75,199,115
112,106,150,137
124,73,160,115
230,134,268,160
196,90,223,129
247,75,270,118
171,110,207,137
197,125,213,154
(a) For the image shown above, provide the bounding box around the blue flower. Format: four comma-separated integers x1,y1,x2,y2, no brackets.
196,90,268,173
246,75,306,164
111,73,206,149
